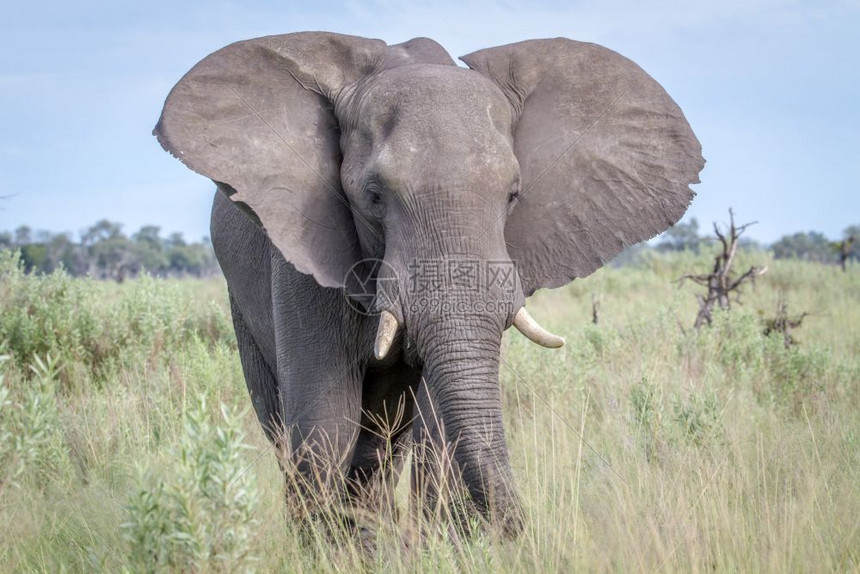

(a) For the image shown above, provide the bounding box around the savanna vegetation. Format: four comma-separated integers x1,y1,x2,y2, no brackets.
0,244,857,571
1,220,219,280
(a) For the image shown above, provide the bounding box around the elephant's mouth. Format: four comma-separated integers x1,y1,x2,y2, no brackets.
372,306,564,361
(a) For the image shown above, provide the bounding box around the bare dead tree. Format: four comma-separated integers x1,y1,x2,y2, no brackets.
840,235,856,272
680,209,768,329
763,292,808,348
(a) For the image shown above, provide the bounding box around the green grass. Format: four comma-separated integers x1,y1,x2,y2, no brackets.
0,248,858,572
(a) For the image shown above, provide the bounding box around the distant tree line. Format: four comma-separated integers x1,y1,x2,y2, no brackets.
2,218,857,280
0,220,219,280
613,219,859,268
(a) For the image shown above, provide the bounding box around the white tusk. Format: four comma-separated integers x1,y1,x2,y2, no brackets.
512,307,565,349
374,310,399,360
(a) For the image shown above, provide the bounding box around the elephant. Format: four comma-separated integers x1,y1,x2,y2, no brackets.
154,32,703,535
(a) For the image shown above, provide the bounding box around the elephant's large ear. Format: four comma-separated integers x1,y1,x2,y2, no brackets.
155,32,389,288
462,39,704,295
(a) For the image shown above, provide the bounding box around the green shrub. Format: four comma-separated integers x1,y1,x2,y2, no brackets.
0,251,100,376
0,353,74,494
763,343,829,412
0,251,234,388
670,384,723,447
123,401,259,572
629,376,665,461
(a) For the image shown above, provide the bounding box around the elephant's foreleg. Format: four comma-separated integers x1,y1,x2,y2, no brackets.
271,256,366,511
346,424,411,515
230,293,281,443
345,359,420,516
277,350,365,508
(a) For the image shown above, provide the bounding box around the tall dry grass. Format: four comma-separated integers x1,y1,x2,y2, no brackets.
0,248,857,571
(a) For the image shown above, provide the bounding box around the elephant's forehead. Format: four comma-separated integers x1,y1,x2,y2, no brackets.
339,64,519,192
356,65,513,134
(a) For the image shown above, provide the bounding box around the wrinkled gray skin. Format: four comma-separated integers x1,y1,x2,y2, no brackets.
155,32,704,535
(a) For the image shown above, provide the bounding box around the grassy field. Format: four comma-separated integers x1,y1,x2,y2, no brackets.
1,248,858,572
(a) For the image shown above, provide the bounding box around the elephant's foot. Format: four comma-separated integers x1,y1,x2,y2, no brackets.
276,436,404,554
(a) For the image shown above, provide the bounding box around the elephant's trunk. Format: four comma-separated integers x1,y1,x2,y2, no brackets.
382,194,525,534
408,308,523,535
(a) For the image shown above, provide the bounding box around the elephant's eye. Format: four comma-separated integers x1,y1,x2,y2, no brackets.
364,180,384,208
508,183,521,204
368,187,382,206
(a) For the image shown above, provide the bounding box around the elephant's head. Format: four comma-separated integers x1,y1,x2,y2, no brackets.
155,32,703,530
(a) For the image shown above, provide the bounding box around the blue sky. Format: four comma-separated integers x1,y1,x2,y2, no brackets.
1,0,857,243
